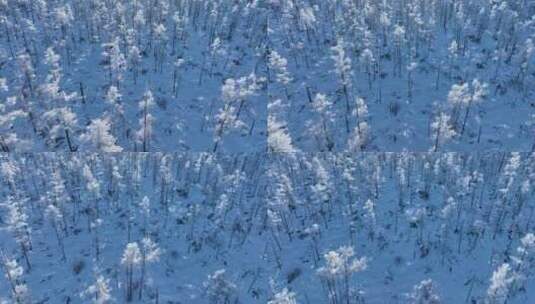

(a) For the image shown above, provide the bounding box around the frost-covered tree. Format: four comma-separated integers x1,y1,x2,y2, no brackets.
121,242,142,302
0,100,31,152
45,205,66,261
42,106,78,151
128,45,142,84
39,47,78,151
312,93,334,151
105,85,124,137
266,167,296,241
363,199,377,240
54,4,73,43
40,47,62,109
268,114,296,153
298,5,316,33
407,62,418,99
81,274,113,304
486,263,517,304
393,25,406,76
347,97,370,151
269,51,292,86
268,50,292,100
18,53,35,96
268,95,296,153
331,37,352,133
431,113,456,152
153,23,168,72
317,246,367,304
309,156,334,219
0,254,29,304
204,269,238,304
447,80,488,135
82,163,103,260
5,199,32,270
139,237,161,300
139,196,151,234
105,86,123,119
136,90,155,152
208,37,226,78
47,169,70,229
213,74,259,152
102,38,126,86
268,288,297,304
408,279,441,304
515,233,535,271
79,118,123,152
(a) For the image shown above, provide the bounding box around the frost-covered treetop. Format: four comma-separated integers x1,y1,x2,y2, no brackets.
317,246,368,279
121,243,142,266
221,74,259,102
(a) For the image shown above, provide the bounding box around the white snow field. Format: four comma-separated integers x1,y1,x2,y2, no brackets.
0,153,534,303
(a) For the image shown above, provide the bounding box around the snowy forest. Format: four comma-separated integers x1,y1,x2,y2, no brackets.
268,0,535,152
0,0,267,152
0,0,534,304
0,153,534,303
0,0,532,151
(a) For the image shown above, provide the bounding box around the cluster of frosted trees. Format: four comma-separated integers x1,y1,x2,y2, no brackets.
264,153,535,303
1,153,533,303
2,0,533,152
0,0,267,152
0,154,264,303
267,0,535,151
